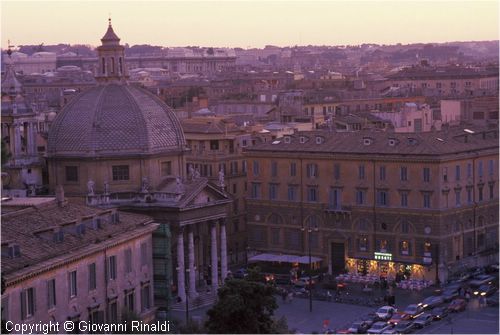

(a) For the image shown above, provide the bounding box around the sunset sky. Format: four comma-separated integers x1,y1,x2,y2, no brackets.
1,0,498,49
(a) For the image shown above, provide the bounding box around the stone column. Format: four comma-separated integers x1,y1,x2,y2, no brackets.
188,227,197,297
220,219,228,281
13,123,21,157
177,230,186,302
210,221,218,290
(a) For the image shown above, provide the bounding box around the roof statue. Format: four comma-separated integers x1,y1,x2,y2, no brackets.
87,180,95,195
218,167,225,188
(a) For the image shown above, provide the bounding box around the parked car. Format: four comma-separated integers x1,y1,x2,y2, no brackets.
419,295,444,309
468,275,495,288
442,288,460,302
367,322,392,334
473,284,497,297
361,313,379,327
388,312,411,325
376,306,397,320
447,298,467,312
294,275,318,288
393,320,415,334
233,268,248,279
348,321,370,334
403,304,424,319
412,313,433,328
431,306,449,320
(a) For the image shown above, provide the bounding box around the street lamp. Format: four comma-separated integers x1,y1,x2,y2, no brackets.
302,221,319,312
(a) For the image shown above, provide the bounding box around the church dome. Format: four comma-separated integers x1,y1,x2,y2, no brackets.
47,83,186,158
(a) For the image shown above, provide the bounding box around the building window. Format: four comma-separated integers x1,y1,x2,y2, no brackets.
455,165,461,181
251,183,261,199
125,248,133,273
271,228,280,244
88,263,96,291
455,190,461,207
478,185,484,201
443,167,448,182
355,190,365,205
401,221,410,234
271,161,278,177
253,161,260,176
423,193,431,208
141,284,151,312
124,289,135,312
334,164,340,180
287,185,297,201
423,167,430,182
47,279,56,309
467,187,473,204
141,242,148,266
358,165,365,179
307,186,318,202
269,183,278,200
400,166,408,181
489,183,495,199
379,240,388,252
20,287,36,320
379,166,386,181
400,241,410,255
161,161,172,176
65,166,78,182
306,163,318,178
424,242,432,256
376,190,388,206
210,140,219,150
489,160,494,176
467,163,472,178
242,160,247,173
359,237,368,252
69,270,77,298
329,188,341,209
478,161,483,178
290,162,297,177
400,192,408,207
108,255,117,280
112,165,129,181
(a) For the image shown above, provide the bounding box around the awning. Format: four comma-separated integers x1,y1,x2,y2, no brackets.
248,253,322,264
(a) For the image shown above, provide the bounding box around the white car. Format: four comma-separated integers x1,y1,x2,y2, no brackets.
376,306,397,320
368,321,392,334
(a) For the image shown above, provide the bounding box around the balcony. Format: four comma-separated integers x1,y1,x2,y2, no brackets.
324,204,352,218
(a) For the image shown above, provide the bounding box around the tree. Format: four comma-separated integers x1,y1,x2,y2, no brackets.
205,279,288,334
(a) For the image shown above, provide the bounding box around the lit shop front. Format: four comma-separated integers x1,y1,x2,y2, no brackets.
346,252,434,280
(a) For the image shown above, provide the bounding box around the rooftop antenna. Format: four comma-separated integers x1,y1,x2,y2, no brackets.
108,12,112,26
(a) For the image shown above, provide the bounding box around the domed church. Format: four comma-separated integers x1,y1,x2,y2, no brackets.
47,21,232,311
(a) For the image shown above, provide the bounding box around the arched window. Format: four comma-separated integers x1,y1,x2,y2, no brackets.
101,57,106,74
267,213,283,225
111,57,115,74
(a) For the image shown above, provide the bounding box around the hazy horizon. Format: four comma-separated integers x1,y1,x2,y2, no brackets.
1,0,499,49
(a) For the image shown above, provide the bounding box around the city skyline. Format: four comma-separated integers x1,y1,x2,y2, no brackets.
1,0,499,49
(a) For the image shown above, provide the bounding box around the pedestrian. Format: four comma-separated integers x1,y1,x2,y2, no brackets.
327,290,332,302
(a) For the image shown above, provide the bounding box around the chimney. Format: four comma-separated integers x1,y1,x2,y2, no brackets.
55,185,66,207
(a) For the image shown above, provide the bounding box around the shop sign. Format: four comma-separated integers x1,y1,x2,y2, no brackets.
374,252,392,261
423,257,432,264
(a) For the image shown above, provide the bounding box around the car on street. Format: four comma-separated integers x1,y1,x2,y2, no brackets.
403,304,424,319
347,321,371,334
412,313,433,328
442,287,460,302
419,295,444,309
468,275,495,288
447,298,467,312
294,275,318,288
431,306,449,320
473,284,497,297
393,320,415,334
361,313,379,327
376,306,397,320
367,321,392,334
388,312,411,325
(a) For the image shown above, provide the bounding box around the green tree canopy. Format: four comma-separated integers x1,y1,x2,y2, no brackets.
205,278,286,334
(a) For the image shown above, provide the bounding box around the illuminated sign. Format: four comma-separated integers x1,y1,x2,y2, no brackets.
374,252,392,261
